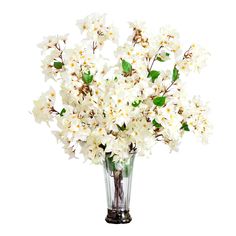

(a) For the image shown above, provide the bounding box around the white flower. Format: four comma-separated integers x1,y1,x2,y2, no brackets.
38,34,68,53
63,44,96,73
61,114,91,141
176,44,209,74
155,102,183,141
155,26,181,55
32,88,56,124
77,13,118,48
115,43,149,77
126,117,156,157
41,49,63,80
109,137,130,162
183,96,211,143
80,128,107,164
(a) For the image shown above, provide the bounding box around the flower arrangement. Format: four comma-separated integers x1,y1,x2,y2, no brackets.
33,13,210,164
33,13,210,223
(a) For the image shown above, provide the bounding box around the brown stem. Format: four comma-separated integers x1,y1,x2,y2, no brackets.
50,107,60,115
147,46,163,72
114,170,123,210
55,43,65,64
163,80,176,96
92,41,97,54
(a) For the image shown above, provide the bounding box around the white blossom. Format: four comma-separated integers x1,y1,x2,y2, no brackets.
77,13,118,49
176,44,209,74
155,26,181,55
33,14,210,164
38,34,68,53
32,87,56,124
183,96,211,143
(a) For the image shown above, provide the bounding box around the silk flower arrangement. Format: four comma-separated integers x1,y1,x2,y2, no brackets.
33,13,210,223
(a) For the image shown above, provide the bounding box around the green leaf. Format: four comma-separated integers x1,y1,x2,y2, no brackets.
156,56,165,62
132,100,141,107
156,53,170,62
53,61,63,69
122,59,132,73
153,96,166,106
172,66,180,82
152,119,162,128
106,156,116,172
181,122,190,131
114,76,118,81
59,108,66,117
148,70,161,82
124,164,133,177
117,123,126,131
82,71,93,84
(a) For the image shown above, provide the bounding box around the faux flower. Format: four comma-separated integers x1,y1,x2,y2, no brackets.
33,13,210,164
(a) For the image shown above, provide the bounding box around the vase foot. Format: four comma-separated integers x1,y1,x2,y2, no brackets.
105,209,132,224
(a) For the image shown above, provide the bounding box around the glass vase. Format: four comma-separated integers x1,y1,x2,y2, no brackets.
103,154,135,224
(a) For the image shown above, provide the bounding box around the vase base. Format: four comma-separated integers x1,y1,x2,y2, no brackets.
105,209,132,224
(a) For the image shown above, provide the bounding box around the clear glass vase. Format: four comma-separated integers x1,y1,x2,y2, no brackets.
103,153,135,224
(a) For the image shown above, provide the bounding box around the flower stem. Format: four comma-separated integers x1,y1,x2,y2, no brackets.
113,170,123,210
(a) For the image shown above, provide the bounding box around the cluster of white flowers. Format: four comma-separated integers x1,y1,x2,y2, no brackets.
77,13,118,49
156,26,181,55
176,44,209,74
33,14,210,164
32,87,56,124
38,34,68,80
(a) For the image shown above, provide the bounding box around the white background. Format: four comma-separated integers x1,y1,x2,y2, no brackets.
0,0,236,235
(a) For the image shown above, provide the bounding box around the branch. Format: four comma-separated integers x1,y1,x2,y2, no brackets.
50,107,60,115
147,46,163,72
162,80,176,96
92,41,97,54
